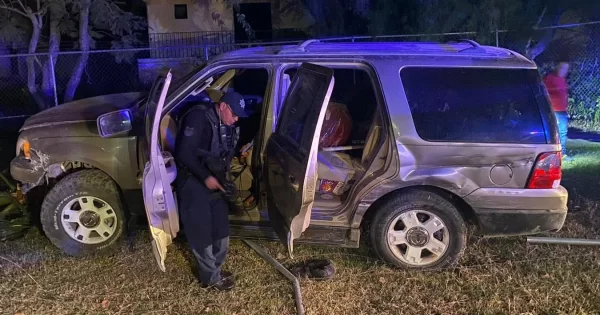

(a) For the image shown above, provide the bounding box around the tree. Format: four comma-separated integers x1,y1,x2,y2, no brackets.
412,0,600,60
0,0,50,109
62,0,146,102
301,0,370,36
0,0,146,108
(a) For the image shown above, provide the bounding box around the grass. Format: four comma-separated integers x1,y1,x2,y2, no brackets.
570,120,600,133
3,140,600,314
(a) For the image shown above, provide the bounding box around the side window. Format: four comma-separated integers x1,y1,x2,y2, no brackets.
277,70,330,152
400,67,548,144
281,66,381,162
170,67,270,152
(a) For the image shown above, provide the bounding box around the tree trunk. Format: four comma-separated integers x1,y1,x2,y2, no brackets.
525,7,564,61
42,4,61,106
64,0,90,103
26,16,46,111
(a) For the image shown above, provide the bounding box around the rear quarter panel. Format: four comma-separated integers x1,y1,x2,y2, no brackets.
350,56,560,227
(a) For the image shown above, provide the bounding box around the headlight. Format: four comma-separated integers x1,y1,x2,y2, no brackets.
16,137,31,160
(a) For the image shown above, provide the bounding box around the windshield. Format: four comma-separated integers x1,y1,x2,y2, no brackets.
132,63,207,114
168,63,207,94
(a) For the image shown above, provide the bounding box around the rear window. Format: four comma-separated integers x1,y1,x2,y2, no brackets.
400,67,549,144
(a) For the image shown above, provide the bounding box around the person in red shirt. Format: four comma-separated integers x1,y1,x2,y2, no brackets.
543,62,570,159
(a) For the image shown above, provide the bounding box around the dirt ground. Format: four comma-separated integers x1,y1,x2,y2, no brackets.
2,139,600,315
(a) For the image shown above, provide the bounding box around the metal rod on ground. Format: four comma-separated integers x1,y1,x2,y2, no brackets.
527,236,600,246
243,240,305,315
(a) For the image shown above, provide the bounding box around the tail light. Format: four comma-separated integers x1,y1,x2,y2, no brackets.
527,152,562,189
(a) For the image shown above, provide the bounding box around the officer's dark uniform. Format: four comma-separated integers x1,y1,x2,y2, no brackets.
174,93,244,287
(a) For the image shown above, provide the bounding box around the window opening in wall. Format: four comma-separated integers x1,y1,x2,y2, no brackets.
174,4,188,19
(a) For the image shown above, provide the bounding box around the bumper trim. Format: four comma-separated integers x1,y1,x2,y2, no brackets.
474,208,567,237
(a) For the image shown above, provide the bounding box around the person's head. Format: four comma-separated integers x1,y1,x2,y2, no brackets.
216,92,248,126
554,62,570,78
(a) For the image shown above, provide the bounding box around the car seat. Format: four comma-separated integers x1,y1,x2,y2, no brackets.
160,114,178,154
360,109,382,166
159,92,212,154
316,108,382,196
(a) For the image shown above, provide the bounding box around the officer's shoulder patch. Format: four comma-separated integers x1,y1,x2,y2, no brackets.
184,126,194,137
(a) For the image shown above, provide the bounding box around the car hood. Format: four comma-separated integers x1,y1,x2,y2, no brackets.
21,92,144,131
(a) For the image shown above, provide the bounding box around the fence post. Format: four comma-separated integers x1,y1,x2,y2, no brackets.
495,29,499,47
49,54,59,107
204,45,209,61
351,37,356,85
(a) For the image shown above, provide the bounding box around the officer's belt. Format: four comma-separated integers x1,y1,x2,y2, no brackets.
176,162,223,200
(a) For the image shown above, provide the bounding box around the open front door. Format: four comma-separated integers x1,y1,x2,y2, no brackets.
142,70,179,272
265,63,334,256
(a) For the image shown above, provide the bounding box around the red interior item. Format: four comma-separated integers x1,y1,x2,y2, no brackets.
319,102,353,148
319,179,337,193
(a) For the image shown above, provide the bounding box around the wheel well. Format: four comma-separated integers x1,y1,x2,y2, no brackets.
360,185,478,228
49,161,96,181
46,162,129,215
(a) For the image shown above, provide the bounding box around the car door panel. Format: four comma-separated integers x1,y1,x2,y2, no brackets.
265,62,335,256
142,70,179,272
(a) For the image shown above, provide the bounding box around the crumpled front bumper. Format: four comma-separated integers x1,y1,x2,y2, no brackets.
10,156,45,186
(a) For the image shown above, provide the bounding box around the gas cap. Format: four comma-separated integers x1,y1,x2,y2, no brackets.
490,164,513,186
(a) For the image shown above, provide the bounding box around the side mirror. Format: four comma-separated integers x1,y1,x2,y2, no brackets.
97,109,133,138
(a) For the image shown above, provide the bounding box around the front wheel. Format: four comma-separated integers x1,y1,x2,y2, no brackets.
41,170,126,256
370,190,467,269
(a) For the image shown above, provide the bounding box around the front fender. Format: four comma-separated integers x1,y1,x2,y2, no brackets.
32,136,139,190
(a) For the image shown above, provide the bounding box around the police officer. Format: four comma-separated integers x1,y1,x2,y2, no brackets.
175,92,248,291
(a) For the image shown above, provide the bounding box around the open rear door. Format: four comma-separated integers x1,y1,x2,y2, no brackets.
265,63,334,256
142,70,179,272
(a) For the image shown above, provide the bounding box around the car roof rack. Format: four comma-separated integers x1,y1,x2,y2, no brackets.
447,39,488,53
279,39,321,54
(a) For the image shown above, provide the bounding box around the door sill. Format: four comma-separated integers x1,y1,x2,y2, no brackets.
230,224,360,248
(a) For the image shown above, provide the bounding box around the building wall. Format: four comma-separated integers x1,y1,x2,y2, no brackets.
145,0,315,34
146,0,233,33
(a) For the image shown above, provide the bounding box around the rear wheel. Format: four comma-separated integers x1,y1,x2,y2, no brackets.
41,170,125,256
370,190,467,269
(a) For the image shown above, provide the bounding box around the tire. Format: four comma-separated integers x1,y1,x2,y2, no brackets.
370,189,467,270
41,170,126,256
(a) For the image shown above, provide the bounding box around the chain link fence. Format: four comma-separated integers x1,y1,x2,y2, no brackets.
0,25,598,125
498,23,600,126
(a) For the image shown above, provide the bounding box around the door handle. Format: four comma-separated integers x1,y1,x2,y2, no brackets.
289,182,299,191
288,175,299,191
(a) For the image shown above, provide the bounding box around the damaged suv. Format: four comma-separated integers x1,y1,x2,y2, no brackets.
11,40,568,270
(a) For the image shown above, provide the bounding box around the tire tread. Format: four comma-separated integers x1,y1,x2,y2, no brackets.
370,189,467,270
40,169,124,256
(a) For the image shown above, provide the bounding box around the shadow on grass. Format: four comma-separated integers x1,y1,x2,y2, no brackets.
562,139,600,200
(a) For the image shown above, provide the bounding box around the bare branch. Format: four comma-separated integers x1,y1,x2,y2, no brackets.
535,7,547,27
0,1,28,18
15,0,26,13
526,6,548,58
